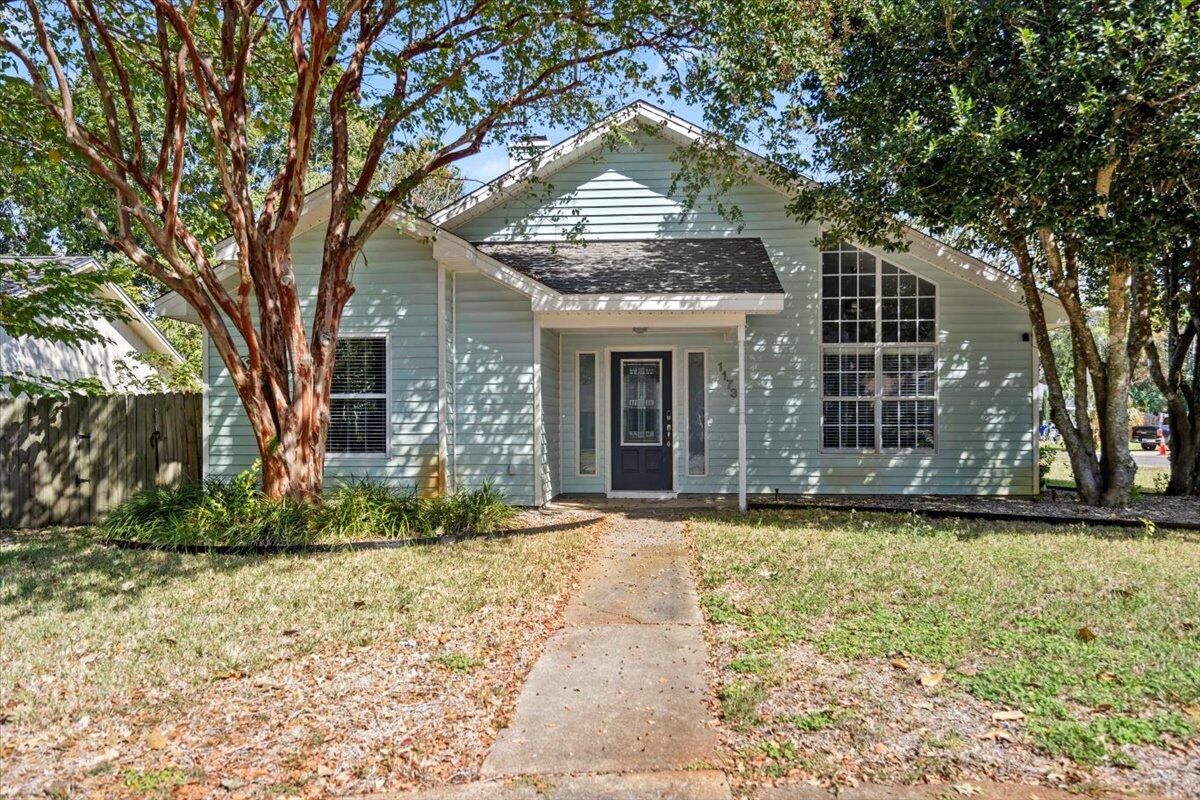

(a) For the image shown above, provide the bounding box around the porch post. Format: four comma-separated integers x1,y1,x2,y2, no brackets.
737,323,747,511
532,317,544,506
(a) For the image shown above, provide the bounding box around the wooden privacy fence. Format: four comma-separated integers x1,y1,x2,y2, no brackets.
0,393,201,529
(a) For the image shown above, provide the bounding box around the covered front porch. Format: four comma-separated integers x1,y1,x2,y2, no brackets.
535,313,754,510
435,235,787,509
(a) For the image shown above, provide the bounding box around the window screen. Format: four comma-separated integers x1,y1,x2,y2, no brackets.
820,244,937,451
686,352,706,475
578,353,597,475
328,337,388,454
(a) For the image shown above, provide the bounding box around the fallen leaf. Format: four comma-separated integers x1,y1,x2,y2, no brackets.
992,709,1026,722
890,658,910,671
1076,626,1097,642
1096,671,1117,683
146,730,168,750
1183,704,1200,725
953,783,982,796
919,670,944,688
979,727,1015,742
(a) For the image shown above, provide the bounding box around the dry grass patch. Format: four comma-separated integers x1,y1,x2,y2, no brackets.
693,509,1200,797
1,510,600,797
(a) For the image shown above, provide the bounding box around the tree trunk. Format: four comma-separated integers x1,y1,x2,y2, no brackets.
1165,396,1200,494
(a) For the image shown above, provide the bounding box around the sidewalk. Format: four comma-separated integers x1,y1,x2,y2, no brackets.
401,511,729,799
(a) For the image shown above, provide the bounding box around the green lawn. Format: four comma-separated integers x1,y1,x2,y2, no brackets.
1044,447,1169,493
693,510,1200,786
0,524,587,730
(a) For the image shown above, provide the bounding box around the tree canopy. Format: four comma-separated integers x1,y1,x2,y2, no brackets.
688,0,1200,504
1,0,699,498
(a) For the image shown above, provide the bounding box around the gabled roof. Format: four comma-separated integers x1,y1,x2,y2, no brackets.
1,255,184,363
473,238,784,295
156,99,1064,325
433,100,1066,324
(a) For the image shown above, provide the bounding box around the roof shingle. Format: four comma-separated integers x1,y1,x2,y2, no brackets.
472,238,784,295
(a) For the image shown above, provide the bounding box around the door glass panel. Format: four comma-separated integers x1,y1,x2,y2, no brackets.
621,359,662,445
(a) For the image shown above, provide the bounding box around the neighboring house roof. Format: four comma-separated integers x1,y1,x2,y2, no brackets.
473,238,785,295
0,255,97,295
1,255,185,365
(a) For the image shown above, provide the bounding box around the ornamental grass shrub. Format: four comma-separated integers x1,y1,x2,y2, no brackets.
102,466,516,548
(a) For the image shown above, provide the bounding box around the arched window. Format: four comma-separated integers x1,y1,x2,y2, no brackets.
820,243,937,452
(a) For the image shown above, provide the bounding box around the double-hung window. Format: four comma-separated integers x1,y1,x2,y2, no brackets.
327,335,389,455
821,243,937,452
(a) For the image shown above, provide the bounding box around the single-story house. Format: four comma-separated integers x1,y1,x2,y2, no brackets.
155,102,1065,509
2,256,184,395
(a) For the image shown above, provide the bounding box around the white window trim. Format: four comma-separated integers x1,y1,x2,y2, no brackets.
684,349,708,477
618,357,665,447
326,330,392,460
818,246,940,455
576,351,600,476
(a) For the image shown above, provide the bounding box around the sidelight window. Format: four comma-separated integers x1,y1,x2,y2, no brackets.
577,352,597,475
686,351,707,475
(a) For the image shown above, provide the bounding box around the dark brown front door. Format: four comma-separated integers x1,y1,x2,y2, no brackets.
611,351,673,491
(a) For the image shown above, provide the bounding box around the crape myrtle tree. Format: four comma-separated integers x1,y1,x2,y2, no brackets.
687,0,1200,505
1,0,698,500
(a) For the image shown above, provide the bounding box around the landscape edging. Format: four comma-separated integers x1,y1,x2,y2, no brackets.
746,499,1198,531
100,527,524,555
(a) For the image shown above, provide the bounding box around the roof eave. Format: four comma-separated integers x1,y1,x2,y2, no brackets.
531,292,786,314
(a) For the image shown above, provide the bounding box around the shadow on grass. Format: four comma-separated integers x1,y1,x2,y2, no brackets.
683,507,1200,543
0,515,601,616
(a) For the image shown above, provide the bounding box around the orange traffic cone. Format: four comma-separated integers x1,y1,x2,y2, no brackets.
1158,440,1168,456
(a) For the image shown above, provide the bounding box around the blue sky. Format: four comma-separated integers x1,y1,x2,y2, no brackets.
452,92,712,192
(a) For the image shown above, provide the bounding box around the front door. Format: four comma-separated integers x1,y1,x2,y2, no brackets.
611,351,673,491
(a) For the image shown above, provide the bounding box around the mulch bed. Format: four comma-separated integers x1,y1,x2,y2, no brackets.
750,492,1200,532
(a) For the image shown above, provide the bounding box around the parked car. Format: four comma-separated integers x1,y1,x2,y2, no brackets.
1132,425,1168,451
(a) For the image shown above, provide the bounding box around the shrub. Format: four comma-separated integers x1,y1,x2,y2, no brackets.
103,466,516,548
1038,441,1062,490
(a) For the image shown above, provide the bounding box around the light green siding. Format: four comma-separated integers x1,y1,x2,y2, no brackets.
540,329,561,500
205,130,1036,503
205,225,443,490
448,272,535,504
457,135,1037,496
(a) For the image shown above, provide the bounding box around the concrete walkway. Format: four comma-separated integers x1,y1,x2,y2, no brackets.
404,510,729,799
